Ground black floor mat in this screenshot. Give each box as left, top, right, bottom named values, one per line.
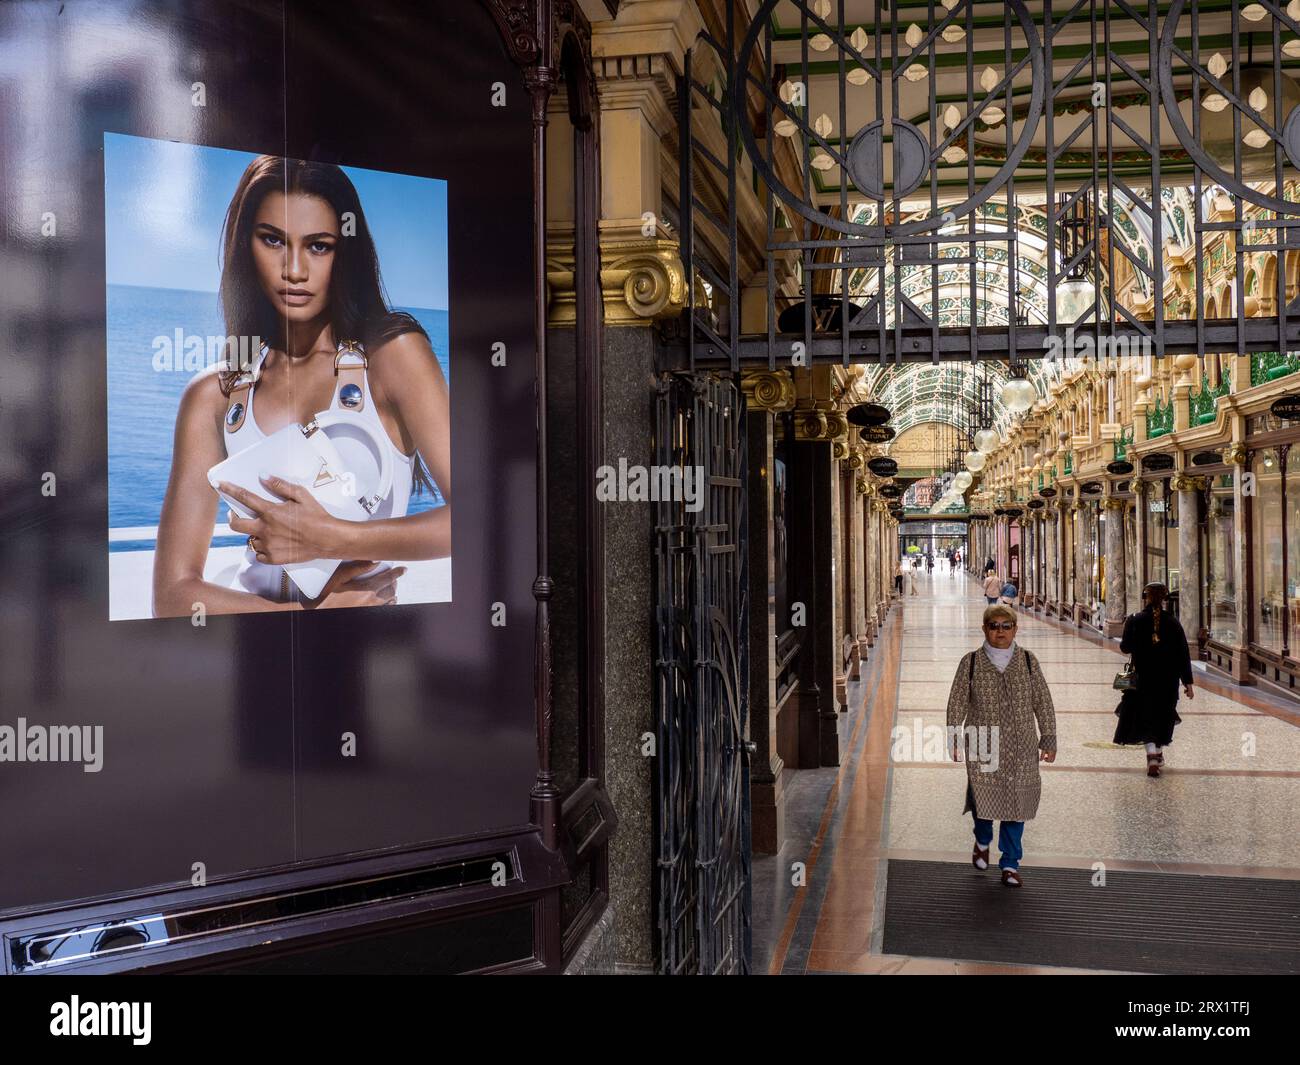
left=882, top=859, right=1300, bottom=974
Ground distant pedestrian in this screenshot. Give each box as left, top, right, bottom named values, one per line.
left=1000, top=578, right=1018, bottom=605
left=947, top=605, right=1057, bottom=887
left=895, top=559, right=905, bottom=595
left=926, top=553, right=934, bottom=573
left=1114, top=582, right=1194, bottom=778
left=982, top=570, right=1001, bottom=604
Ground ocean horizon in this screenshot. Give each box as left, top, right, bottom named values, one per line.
left=106, top=283, right=450, bottom=542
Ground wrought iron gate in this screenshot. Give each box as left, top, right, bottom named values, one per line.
left=652, top=372, right=750, bottom=975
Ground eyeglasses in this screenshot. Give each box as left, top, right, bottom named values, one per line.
left=985, top=622, right=1017, bottom=632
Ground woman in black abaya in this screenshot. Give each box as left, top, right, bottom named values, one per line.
left=1114, top=582, right=1194, bottom=777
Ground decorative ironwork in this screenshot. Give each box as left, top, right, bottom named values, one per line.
left=1114, top=425, right=1134, bottom=461
left=1192, top=368, right=1231, bottom=425
left=1250, top=349, right=1300, bottom=386
left=667, top=0, right=1300, bottom=368
left=653, top=373, right=750, bottom=975
left=1147, top=393, right=1174, bottom=438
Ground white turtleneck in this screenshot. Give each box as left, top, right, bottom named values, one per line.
left=983, top=640, right=1017, bottom=672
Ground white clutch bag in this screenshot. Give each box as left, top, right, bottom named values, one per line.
left=207, top=418, right=390, bottom=599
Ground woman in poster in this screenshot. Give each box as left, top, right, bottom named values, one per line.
left=152, top=156, right=451, bottom=616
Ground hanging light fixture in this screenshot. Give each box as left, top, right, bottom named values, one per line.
left=1000, top=358, right=1038, bottom=413
left=1054, top=191, right=1095, bottom=323
left=974, top=428, right=1001, bottom=453
left=965, top=449, right=987, bottom=471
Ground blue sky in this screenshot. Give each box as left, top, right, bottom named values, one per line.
left=104, top=132, right=448, bottom=310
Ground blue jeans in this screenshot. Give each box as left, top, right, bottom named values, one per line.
left=985, top=596, right=998, bottom=604
left=973, top=815, right=1024, bottom=871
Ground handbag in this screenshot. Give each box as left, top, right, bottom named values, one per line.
left=1113, top=658, right=1138, bottom=692
left=207, top=416, right=391, bottom=599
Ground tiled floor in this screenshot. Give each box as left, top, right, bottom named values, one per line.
left=752, top=569, right=1300, bottom=975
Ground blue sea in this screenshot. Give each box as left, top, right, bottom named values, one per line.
left=107, top=284, right=449, bottom=546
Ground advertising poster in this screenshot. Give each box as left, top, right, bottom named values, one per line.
left=105, top=134, right=452, bottom=619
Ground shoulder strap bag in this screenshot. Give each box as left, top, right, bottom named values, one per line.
left=1113, top=657, right=1138, bottom=691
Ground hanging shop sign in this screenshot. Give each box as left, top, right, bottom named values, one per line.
left=1028, top=499, right=1045, bottom=510
left=1004, top=508, right=1024, bottom=518
left=1270, top=394, right=1300, bottom=420
left=1116, top=481, right=1131, bottom=493
left=879, top=484, right=903, bottom=499
left=860, top=425, right=896, bottom=443
left=867, top=457, right=899, bottom=477
left=1081, top=482, right=1103, bottom=494
left=1105, top=460, right=1134, bottom=476
left=1039, top=485, right=1058, bottom=498
left=846, top=402, right=892, bottom=427
left=992, top=508, right=1006, bottom=516
left=1142, top=453, right=1175, bottom=472
left=1191, top=450, right=1222, bottom=467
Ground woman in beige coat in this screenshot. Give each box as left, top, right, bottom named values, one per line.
left=946, top=604, right=1057, bottom=887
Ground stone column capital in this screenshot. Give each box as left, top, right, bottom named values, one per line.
left=741, top=370, right=797, bottom=414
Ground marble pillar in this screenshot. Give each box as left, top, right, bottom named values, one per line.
left=816, top=447, right=843, bottom=765
left=1103, top=498, right=1127, bottom=636
left=1055, top=501, right=1070, bottom=614
left=831, top=464, right=847, bottom=707
left=842, top=468, right=863, bottom=681
left=1177, top=477, right=1204, bottom=651
left=1228, top=445, right=1252, bottom=680
left=1134, top=480, right=1148, bottom=592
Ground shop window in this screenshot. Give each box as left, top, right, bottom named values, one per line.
left=1207, top=478, right=1237, bottom=644
left=1252, top=449, right=1286, bottom=653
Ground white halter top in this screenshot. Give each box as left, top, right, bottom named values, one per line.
left=219, top=343, right=413, bottom=601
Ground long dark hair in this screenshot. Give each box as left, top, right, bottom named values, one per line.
left=218, top=155, right=435, bottom=495
left=1143, top=582, right=1168, bottom=644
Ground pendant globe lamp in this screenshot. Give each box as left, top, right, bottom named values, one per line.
left=1000, top=376, right=1038, bottom=413
left=965, top=449, right=987, bottom=472
left=974, top=428, right=1000, bottom=454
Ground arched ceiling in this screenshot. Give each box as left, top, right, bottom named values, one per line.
left=867, top=359, right=1056, bottom=435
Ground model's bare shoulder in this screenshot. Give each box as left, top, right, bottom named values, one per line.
left=368, top=329, right=441, bottom=383
left=176, top=365, right=230, bottom=426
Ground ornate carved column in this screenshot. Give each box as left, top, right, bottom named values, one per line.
left=1134, top=478, right=1149, bottom=592
left=878, top=499, right=889, bottom=624
left=1222, top=443, right=1252, bottom=680
left=1173, top=473, right=1206, bottom=651
left=549, top=0, right=703, bottom=327
left=842, top=451, right=864, bottom=681
left=1103, top=496, right=1127, bottom=636
left=863, top=487, right=876, bottom=641
left=852, top=472, right=869, bottom=656
left=741, top=370, right=795, bottom=854
left=1054, top=498, right=1070, bottom=616
left=1073, top=497, right=1088, bottom=624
